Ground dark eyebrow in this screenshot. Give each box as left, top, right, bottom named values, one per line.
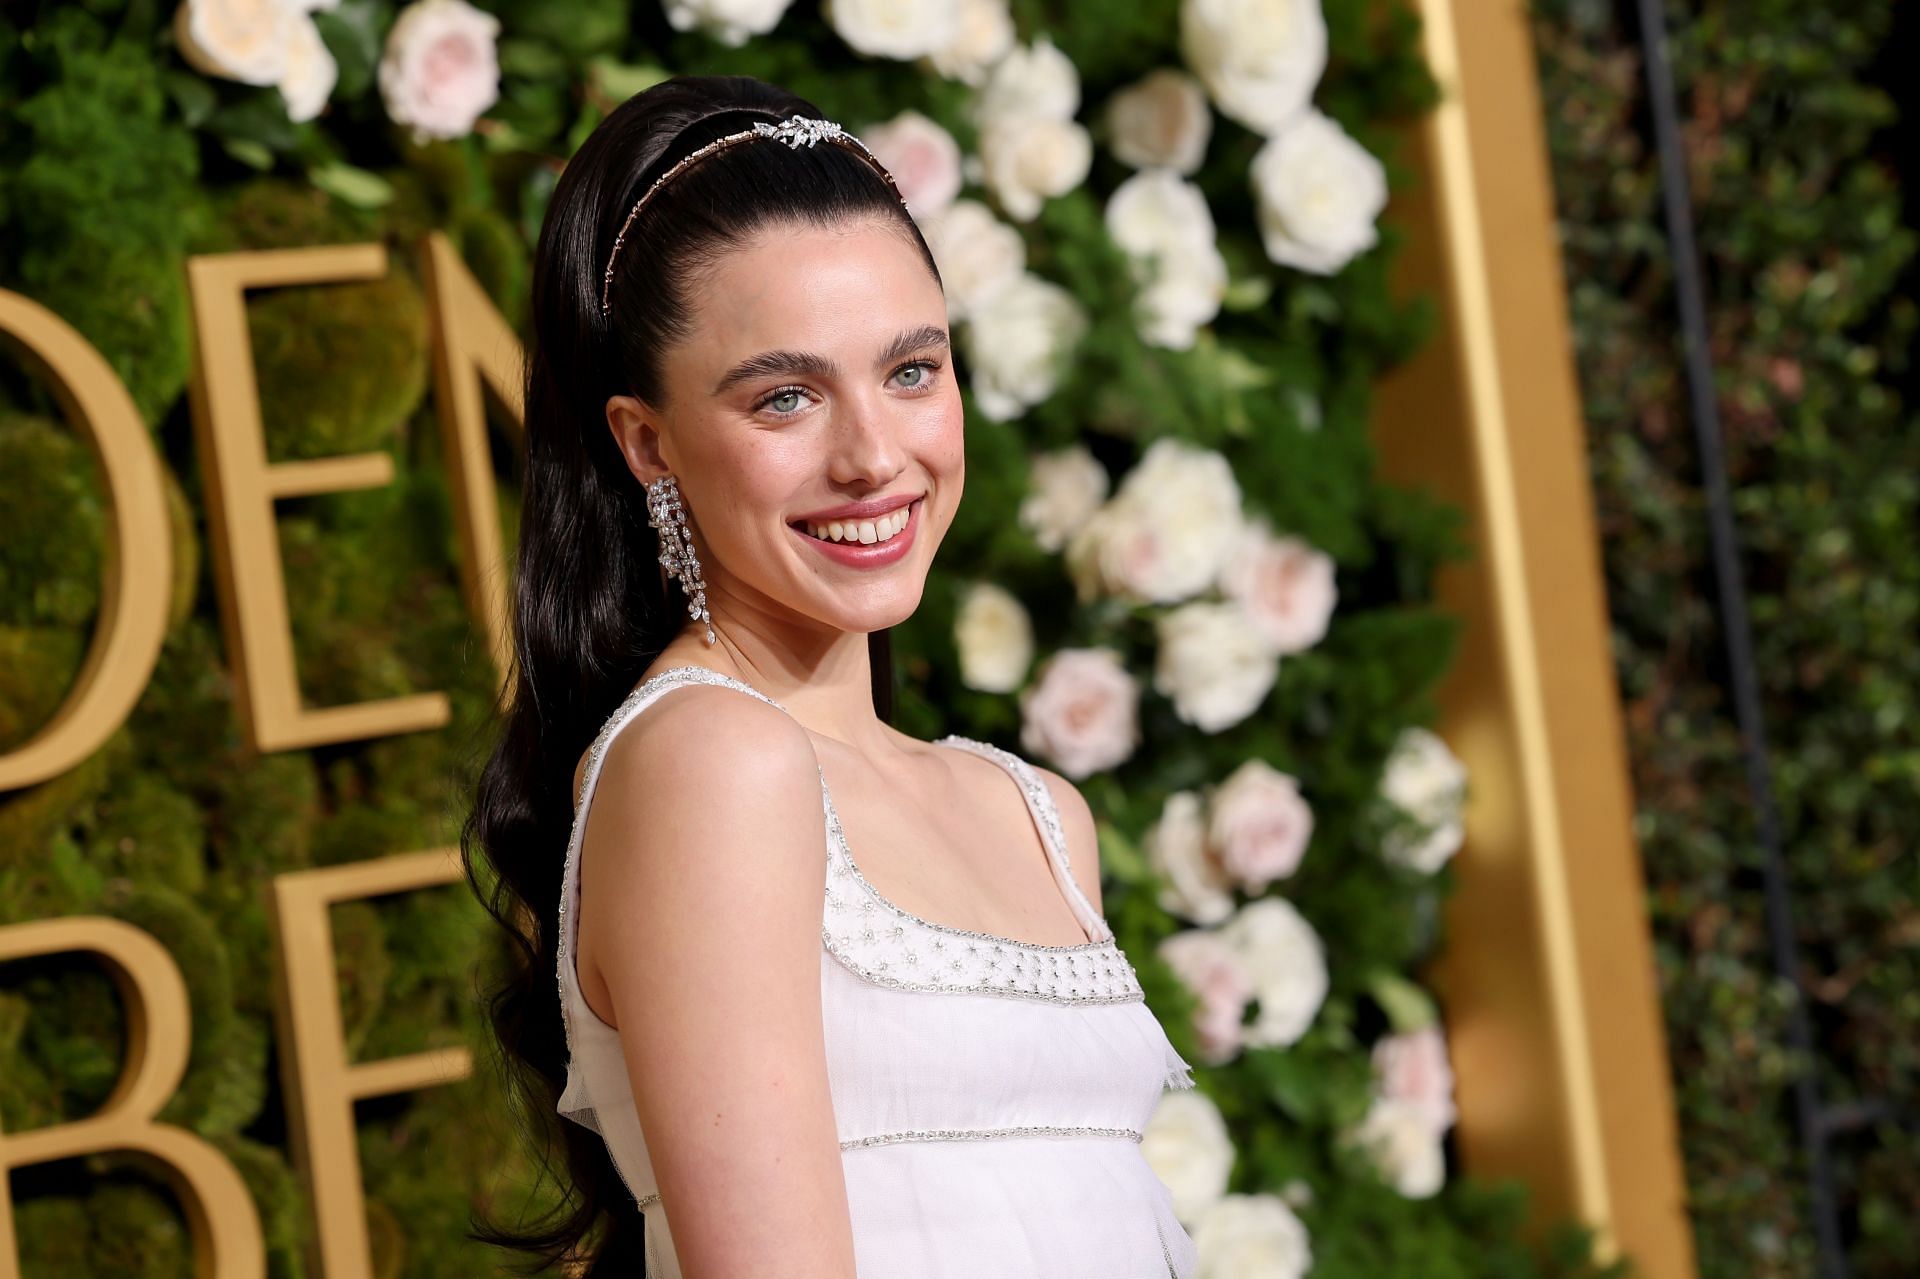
left=711, top=324, right=951, bottom=396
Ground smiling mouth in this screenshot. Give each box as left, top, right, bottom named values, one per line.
left=790, top=498, right=919, bottom=546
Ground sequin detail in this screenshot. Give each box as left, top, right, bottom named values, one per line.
left=820, top=782, right=1144, bottom=1005
left=840, top=1123, right=1143, bottom=1150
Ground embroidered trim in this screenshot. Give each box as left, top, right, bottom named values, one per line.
left=840, top=1123, right=1143, bottom=1149
left=820, top=785, right=1144, bottom=1004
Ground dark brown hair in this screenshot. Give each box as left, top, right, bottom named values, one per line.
left=460, top=73, right=938, bottom=1273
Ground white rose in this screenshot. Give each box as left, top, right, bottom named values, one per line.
left=1158, top=927, right=1253, bottom=1062
left=921, top=199, right=1026, bottom=323
left=1065, top=438, right=1244, bottom=605
left=1018, top=444, right=1109, bottom=554
left=961, top=271, right=1087, bottom=420
left=861, top=110, right=963, bottom=220
left=1193, top=1193, right=1313, bottom=1279
left=1146, top=791, right=1234, bottom=926
left=661, top=0, right=794, bottom=46
left=378, top=0, right=501, bottom=144
left=824, top=0, right=957, bottom=60
left=278, top=11, right=338, bottom=124
left=1379, top=726, right=1467, bottom=873
left=1131, top=237, right=1229, bottom=349
left=1373, top=1025, right=1458, bottom=1133
left=1105, top=68, right=1213, bottom=174
left=1154, top=600, right=1281, bottom=733
left=1219, top=895, right=1326, bottom=1049
left=973, top=35, right=1081, bottom=127
left=953, top=581, right=1034, bottom=694
left=1218, top=517, right=1337, bottom=654
left=1017, top=647, right=1140, bottom=779
left=1344, top=1095, right=1447, bottom=1198
left=1251, top=107, right=1387, bottom=274
left=173, top=0, right=294, bottom=87
left=1207, top=758, right=1313, bottom=892
left=1104, top=169, right=1227, bottom=348
left=979, top=114, right=1093, bottom=222
left=1179, top=0, right=1327, bottom=137
left=1140, top=1088, right=1235, bottom=1228
left=923, top=0, right=1015, bottom=86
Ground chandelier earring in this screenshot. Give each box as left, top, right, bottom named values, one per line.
left=645, top=474, right=715, bottom=645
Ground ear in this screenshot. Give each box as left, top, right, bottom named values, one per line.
left=605, top=393, right=670, bottom=484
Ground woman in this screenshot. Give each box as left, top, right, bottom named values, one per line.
left=464, top=74, right=1199, bottom=1278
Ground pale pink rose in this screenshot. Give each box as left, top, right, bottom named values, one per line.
left=1146, top=791, right=1233, bottom=926
left=173, top=0, right=294, bottom=87
left=1158, top=928, right=1254, bottom=1064
left=861, top=110, right=964, bottom=220
left=1018, top=647, right=1140, bottom=779
left=1371, top=1026, right=1457, bottom=1133
left=1207, top=758, right=1313, bottom=892
left=1104, top=67, right=1213, bottom=174
left=1218, top=517, right=1337, bottom=654
left=378, top=0, right=501, bottom=144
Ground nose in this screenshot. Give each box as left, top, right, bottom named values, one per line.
left=827, top=392, right=909, bottom=490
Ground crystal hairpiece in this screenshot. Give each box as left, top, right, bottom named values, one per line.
left=600, top=114, right=910, bottom=318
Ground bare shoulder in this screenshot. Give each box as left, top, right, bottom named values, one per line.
left=573, top=684, right=855, bottom=1272
left=1029, top=762, right=1104, bottom=916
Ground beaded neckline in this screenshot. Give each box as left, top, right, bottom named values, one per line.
left=618, top=664, right=1117, bottom=956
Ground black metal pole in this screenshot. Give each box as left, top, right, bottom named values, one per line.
left=1627, top=1, right=1849, bottom=1275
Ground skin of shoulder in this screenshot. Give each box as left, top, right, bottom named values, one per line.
left=574, top=683, right=857, bottom=1275
left=1029, top=763, right=1106, bottom=918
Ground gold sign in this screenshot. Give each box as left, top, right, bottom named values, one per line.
left=0, top=233, right=519, bottom=1278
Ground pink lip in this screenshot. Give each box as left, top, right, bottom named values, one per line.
left=790, top=497, right=921, bottom=568
left=790, top=491, right=924, bottom=524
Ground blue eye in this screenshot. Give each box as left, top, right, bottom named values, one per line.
left=752, top=359, right=943, bottom=419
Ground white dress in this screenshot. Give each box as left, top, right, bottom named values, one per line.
left=556, top=664, right=1201, bottom=1277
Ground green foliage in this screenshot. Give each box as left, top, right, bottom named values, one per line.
left=0, top=8, right=207, bottom=425
left=1531, top=0, right=1919, bottom=1274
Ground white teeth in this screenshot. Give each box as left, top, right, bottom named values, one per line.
left=805, top=504, right=910, bottom=545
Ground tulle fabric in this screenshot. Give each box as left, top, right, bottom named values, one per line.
left=555, top=667, right=1199, bottom=1276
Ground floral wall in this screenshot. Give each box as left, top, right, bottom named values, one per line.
left=0, top=0, right=1618, bottom=1274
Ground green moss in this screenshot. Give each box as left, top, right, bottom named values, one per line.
left=82, top=771, right=206, bottom=895
left=0, top=413, right=107, bottom=629
left=329, top=899, right=391, bottom=1059
left=198, top=177, right=381, bottom=255
left=249, top=271, right=429, bottom=463
left=0, top=625, right=87, bottom=755
left=212, top=1134, right=309, bottom=1279
left=3, top=9, right=204, bottom=424
left=82, top=1179, right=194, bottom=1278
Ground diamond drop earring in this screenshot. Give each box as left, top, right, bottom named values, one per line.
left=645, top=474, right=715, bottom=645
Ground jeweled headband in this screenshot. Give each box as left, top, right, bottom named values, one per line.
left=600, top=113, right=910, bottom=319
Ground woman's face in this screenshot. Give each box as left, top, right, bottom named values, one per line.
left=606, top=215, right=964, bottom=643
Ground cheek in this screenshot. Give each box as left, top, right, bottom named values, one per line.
left=917, top=395, right=967, bottom=478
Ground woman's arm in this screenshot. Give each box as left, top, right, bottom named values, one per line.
left=577, top=685, right=855, bottom=1277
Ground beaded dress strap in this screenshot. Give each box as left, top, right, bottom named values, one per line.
left=933, top=734, right=1114, bottom=944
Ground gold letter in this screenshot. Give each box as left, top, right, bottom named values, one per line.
left=184, top=246, right=449, bottom=753
left=267, top=850, right=472, bottom=1279
left=0, top=917, right=264, bottom=1278
left=0, top=290, right=171, bottom=791
left=419, top=231, right=525, bottom=684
